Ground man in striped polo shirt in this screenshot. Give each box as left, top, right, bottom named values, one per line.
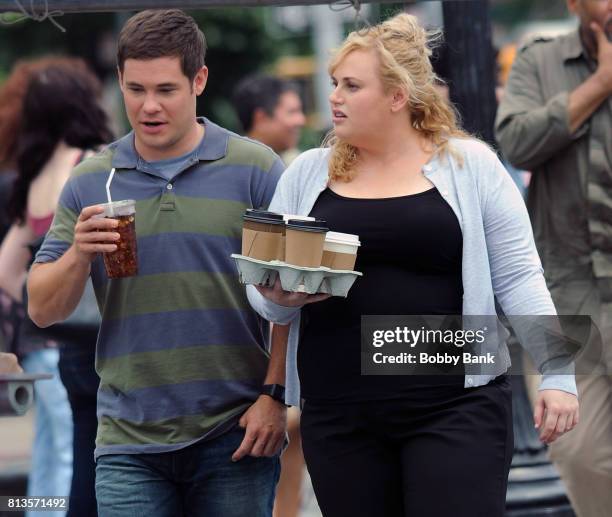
left=27, top=10, right=287, bottom=517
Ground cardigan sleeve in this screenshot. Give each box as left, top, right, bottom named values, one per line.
left=246, top=150, right=316, bottom=324
left=477, top=145, right=577, bottom=395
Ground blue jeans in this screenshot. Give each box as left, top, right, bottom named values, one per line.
left=95, top=427, right=281, bottom=517
left=22, top=348, right=73, bottom=517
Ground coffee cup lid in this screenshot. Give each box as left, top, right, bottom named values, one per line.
left=286, top=219, right=329, bottom=233
left=282, top=214, right=316, bottom=223
left=95, top=199, right=136, bottom=217
left=325, top=231, right=360, bottom=246
left=243, top=209, right=284, bottom=225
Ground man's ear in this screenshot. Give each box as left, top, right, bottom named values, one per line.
left=252, top=107, right=270, bottom=127
left=117, top=66, right=124, bottom=92
left=193, top=66, right=208, bottom=96
left=390, top=87, right=409, bottom=113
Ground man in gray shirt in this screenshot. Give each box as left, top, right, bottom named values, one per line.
left=496, top=1, right=612, bottom=515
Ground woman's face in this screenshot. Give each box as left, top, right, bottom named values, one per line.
left=329, top=49, right=398, bottom=147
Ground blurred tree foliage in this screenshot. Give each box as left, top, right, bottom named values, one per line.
left=192, top=8, right=281, bottom=130
left=0, top=1, right=573, bottom=134
left=491, top=0, right=569, bottom=26
left=0, top=13, right=116, bottom=77
left=0, top=7, right=281, bottom=131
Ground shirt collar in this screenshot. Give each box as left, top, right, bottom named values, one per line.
left=111, top=117, right=228, bottom=169
left=562, top=29, right=588, bottom=62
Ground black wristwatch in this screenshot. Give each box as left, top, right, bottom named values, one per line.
left=260, top=384, right=288, bottom=406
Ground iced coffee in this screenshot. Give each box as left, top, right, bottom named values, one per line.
left=96, top=200, right=138, bottom=278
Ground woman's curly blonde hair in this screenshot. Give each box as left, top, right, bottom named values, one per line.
left=323, top=13, right=468, bottom=182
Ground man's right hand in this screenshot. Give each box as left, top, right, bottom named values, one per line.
left=255, top=277, right=330, bottom=307
left=593, top=22, right=612, bottom=95
left=72, top=205, right=120, bottom=264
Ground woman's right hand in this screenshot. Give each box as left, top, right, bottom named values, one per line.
left=255, top=277, right=331, bottom=307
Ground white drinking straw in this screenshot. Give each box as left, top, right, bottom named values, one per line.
left=105, top=168, right=115, bottom=216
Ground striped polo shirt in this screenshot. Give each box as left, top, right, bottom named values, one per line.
left=35, top=118, right=285, bottom=458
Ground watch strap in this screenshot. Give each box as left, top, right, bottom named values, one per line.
left=260, top=383, right=287, bottom=405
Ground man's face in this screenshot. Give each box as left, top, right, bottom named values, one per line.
left=256, top=91, right=305, bottom=153
left=119, top=56, right=207, bottom=161
left=569, top=0, right=612, bottom=40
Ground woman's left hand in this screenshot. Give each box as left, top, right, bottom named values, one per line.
left=534, top=390, right=579, bottom=444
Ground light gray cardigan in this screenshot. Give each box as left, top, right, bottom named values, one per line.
left=247, top=138, right=577, bottom=406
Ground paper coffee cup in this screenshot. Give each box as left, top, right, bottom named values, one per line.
left=280, top=215, right=315, bottom=261
left=285, top=219, right=328, bottom=268
left=321, top=231, right=360, bottom=270
left=242, top=209, right=285, bottom=261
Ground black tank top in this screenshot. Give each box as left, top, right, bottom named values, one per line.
left=299, top=187, right=464, bottom=402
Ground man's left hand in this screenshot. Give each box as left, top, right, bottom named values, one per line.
left=231, top=395, right=287, bottom=461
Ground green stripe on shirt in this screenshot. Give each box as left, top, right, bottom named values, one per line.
left=97, top=344, right=269, bottom=392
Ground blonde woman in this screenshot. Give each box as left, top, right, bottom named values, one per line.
left=248, top=13, right=579, bottom=517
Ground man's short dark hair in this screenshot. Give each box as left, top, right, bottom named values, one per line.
left=117, top=9, right=206, bottom=83
left=232, top=75, right=299, bottom=133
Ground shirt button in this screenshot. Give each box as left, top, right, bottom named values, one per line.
left=467, top=378, right=474, bottom=386
left=166, top=184, right=173, bottom=190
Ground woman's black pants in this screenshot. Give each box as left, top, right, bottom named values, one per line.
left=300, top=376, right=513, bottom=517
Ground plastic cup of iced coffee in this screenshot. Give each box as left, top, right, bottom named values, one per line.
left=95, top=200, right=138, bottom=278
left=285, top=219, right=328, bottom=268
